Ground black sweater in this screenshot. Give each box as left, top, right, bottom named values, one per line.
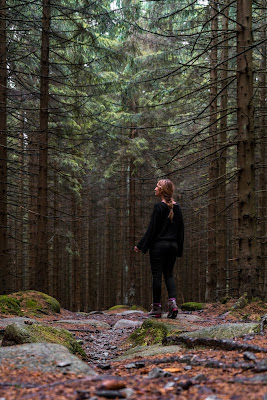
left=137, top=201, right=184, bottom=257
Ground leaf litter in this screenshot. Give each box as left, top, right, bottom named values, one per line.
left=0, top=301, right=266, bottom=399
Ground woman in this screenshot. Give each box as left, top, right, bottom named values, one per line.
left=134, top=179, right=184, bottom=319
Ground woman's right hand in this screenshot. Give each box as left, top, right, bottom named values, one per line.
left=134, top=246, right=140, bottom=253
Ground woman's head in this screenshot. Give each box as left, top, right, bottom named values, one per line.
left=155, top=179, right=175, bottom=199
left=155, top=179, right=175, bottom=221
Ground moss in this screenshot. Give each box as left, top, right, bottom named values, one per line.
left=41, top=293, right=60, bottom=313
left=0, top=291, right=61, bottom=317
left=109, top=305, right=130, bottom=310
left=3, top=323, right=85, bottom=358
left=181, top=302, right=203, bottom=311
left=129, top=318, right=168, bottom=346
left=130, top=305, right=147, bottom=312
left=26, top=299, right=38, bottom=309
left=30, top=325, right=85, bottom=357
left=0, top=295, right=22, bottom=316
left=230, top=293, right=248, bottom=311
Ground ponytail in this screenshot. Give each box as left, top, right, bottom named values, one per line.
left=157, top=179, right=175, bottom=221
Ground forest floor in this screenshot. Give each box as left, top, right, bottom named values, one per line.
left=0, top=300, right=266, bottom=400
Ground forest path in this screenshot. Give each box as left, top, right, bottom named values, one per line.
left=0, top=302, right=266, bottom=399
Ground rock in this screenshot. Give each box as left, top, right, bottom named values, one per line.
left=1, top=322, right=85, bottom=356
left=193, top=373, right=207, bottom=382
left=128, top=318, right=169, bottom=346
left=147, top=367, right=172, bottom=378
left=56, top=319, right=110, bottom=329
left=204, top=396, right=223, bottom=400
left=0, top=317, right=36, bottom=327
left=113, top=320, right=142, bottom=329
left=120, top=388, right=136, bottom=398
left=0, top=343, right=96, bottom=374
left=116, top=310, right=145, bottom=315
left=0, top=291, right=60, bottom=317
left=243, top=351, right=257, bottom=361
left=115, top=344, right=182, bottom=360
left=181, top=302, right=204, bottom=311
left=97, top=363, right=111, bottom=370
left=94, top=390, right=124, bottom=398
left=180, top=322, right=260, bottom=340
left=125, top=361, right=145, bottom=369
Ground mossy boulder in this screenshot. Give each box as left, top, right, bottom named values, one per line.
left=129, top=318, right=169, bottom=346
left=0, top=296, right=22, bottom=316
left=180, top=322, right=260, bottom=340
left=181, top=302, right=204, bottom=311
left=108, top=305, right=130, bottom=311
left=0, top=291, right=60, bottom=317
left=130, top=305, right=147, bottom=312
left=1, top=322, right=85, bottom=357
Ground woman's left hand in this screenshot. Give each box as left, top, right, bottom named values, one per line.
left=134, top=246, right=140, bottom=253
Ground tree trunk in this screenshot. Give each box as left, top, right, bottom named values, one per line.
left=0, top=0, right=8, bottom=294
left=206, top=0, right=218, bottom=302
left=236, top=0, right=258, bottom=298
left=258, top=0, right=267, bottom=300
left=216, top=0, right=229, bottom=299
left=36, top=0, right=51, bottom=293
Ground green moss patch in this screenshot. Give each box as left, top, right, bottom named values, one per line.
left=108, top=305, right=130, bottom=311
left=130, top=305, right=147, bottom=312
left=129, top=318, right=168, bottom=346
left=2, top=322, right=85, bottom=358
left=0, top=291, right=61, bottom=317
left=0, top=296, right=22, bottom=316
left=181, top=302, right=204, bottom=311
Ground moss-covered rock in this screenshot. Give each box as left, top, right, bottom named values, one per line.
left=0, top=295, right=23, bottom=316
left=0, top=291, right=61, bottom=317
left=130, top=305, right=147, bottom=312
left=230, top=293, right=248, bottom=311
left=181, top=302, right=204, bottom=311
left=180, top=322, right=260, bottom=340
left=1, top=322, right=85, bottom=357
left=108, top=305, right=130, bottom=311
left=129, top=318, right=169, bottom=346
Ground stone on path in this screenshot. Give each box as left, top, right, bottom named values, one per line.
left=113, top=320, right=143, bottom=330
left=180, top=322, right=260, bottom=340
left=115, top=344, right=182, bottom=361
left=0, top=343, right=97, bottom=374
left=56, top=319, right=110, bottom=329
left=0, top=317, right=36, bottom=328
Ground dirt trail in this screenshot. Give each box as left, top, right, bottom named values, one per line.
left=0, top=303, right=266, bottom=399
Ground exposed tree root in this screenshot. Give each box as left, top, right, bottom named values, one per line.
left=162, top=335, right=267, bottom=353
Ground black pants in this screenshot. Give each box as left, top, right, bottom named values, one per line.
left=149, top=240, right=178, bottom=304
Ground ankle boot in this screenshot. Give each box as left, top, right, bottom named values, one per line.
left=148, top=303, right=162, bottom=318
left=167, top=299, right=178, bottom=319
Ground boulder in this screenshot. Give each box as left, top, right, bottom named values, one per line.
left=0, top=343, right=96, bottom=374
left=113, top=320, right=143, bottom=329
left=180, top=322, right=260, bottom=340
left=115, top=344, right=182, bottom=361
left=1, top=322, right=85, bottom=357
left=0, top=290, right=60, bottom=317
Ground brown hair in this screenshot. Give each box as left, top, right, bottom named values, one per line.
left=157, top=179, right=175, bottom=221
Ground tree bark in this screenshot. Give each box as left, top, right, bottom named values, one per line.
left=236, top=0, right=258, bottom=298
left=216, top=0, right=229, bottom=299
left=206, top=0, right=218, bottom=302
left=36, top=0, right=51, bottom=293
left=258, top=0, right=267, bottom=300
left=0, top=0, right=8, bottom=294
